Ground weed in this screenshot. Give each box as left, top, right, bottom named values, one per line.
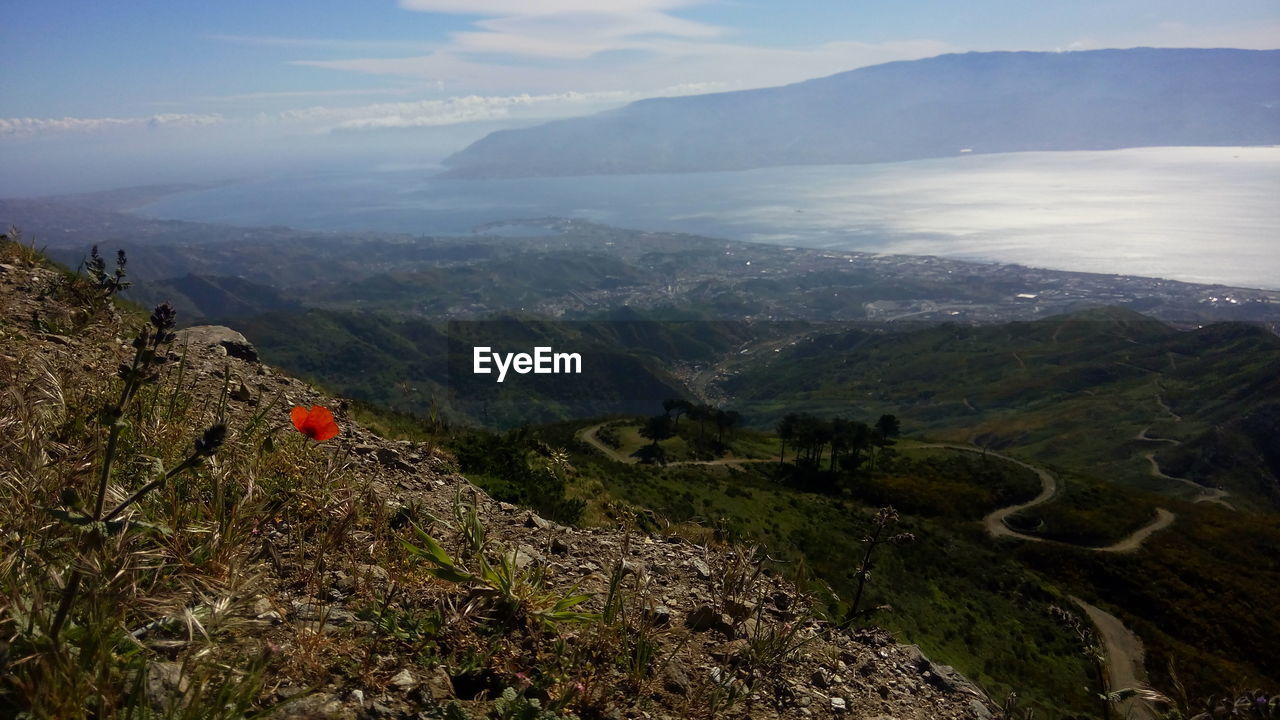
left=403, top=517, right=598, bottom=631
left=840, top=506, right=914, bottom=627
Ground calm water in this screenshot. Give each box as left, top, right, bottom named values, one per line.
left=140, top=147, right=1280, bottom=289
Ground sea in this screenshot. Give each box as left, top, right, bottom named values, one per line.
left=138, top=146, right=1280, bottom=290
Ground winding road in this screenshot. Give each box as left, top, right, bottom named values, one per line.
left=1132, top=428, right=1236, bottom=509
left=912, top=442, right=1171, bottom=719
left=578, top=426, right=1173, bottom=715
left=913, top=443, right=1177, bottom=554
left=577, top=421, right=778, bottom=469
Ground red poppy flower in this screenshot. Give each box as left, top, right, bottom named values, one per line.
left=291, top=405, right=340, bottom=442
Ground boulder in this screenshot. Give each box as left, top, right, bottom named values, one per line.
left=177, top=325, right=258, bottom=362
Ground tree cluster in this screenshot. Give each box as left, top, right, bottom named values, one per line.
left=776, top=412, right=900, bottom=488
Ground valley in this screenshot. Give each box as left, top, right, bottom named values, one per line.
left=2, top=183, right=1277, bottom=717
left=7, top=12, right=1280, bottom=719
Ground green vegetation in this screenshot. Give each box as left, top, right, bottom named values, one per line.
left=725, top=309, right=1280, bottom=509
left=851, top=445, right=1041, bottom=519
left=527, top=419, right=1097, bottom=716
left=233, top=311, right=713, bottom=429
left=5, top=248, right=856, bottom=719
left=1005, top=468, right=1164, bottom=547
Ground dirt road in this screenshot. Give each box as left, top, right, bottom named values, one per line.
left=1072, top=597, right=1157, bottom=720
left=1142, top=452, right=1235, bottom=509
left=912, top=443, right=1176, bottom=552
left=914, top=442, right=1170, bottom=716
left=576, top=422, right=777, bottom=469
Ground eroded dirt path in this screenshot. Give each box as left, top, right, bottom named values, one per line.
left=578, top=422, right=636, bottom=464
left=1132, top=421, right=1235, bottom=509
left=1143, top=452, right=1235, bottom=509
left=577, top=422, right=778, bottom=469
left=1072, top=597, right=1157, bottom=720
left=913, top=442, right=1171, bottom=715
left=1096, top=509, right=1177, bottom=553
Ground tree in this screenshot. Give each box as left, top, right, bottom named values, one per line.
left=830, top=417, right=852, bottom=472
left=723, top=410, right=741, bottom=442
left=777, top=413, right=799, bottom=466
left=874, top=414, right=900, bottom=441
left=869, top=415, right=900, bottom=472
left=663, top=398, right=691, bottom=428
left=639, top=414, right=674, bottom=448
left=690, top=403, right=714, bottom=439
left=841, top=421, right=871, bottom=474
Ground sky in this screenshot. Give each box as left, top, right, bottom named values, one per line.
left=2, top=0, right=1278, bottom=194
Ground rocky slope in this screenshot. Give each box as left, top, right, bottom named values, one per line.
left=0, top=253, right=994, bottom=718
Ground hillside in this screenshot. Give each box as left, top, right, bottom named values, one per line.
left=723, top=307, right=1280, bottom=508
left=442, top=48, right=1280, bottom=178
left=0, top=243, right=1000, bottom=719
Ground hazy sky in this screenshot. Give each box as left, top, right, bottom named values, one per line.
left=3, top=0, right=1278, bottom=193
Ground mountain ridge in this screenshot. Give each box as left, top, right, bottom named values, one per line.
left=442, top=48, right=1280, bottom=178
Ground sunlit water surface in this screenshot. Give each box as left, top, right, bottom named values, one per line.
left=140, top=147, right=1280, bottom=289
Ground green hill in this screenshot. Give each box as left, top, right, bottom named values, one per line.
left=724, top=307, right=1280, bottom=508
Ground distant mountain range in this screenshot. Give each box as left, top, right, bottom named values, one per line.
left=442, top=48, right=1280, bottom=178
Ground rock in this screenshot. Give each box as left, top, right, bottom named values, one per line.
left=177, top=326, right=258, bottom=362
left=230, top=381, right=254, bottom=403
left=685, top=605, right=730, bottom=634
left=710, top=639, right=749, bottom=662
left=549, top=537, right=571, bottom=555
left=275, top=693, right=353, bottom=719
left=646, top=604, right=674, bottom=628
left=390, top=668, right=418, bottom=691
left=830, top=697, right=847, bottom=714
left=811, top=668, right=830, bottom=688
left=724, top=599, right=754, bottom=622
left=374, top=447, right=415, bottom=472
left=971, top=698, right=995, bottom=719
left=424, top=666, right=454, bottom=700
left=331, top=570, right=355, bottom=593
left=525, top=513, right=552, bottom=530
left=147, top=661, right=189, bottom=704
left=662, top=661, right=691, bottom=696
left=512, top=545, right=543, bottom=569
left=356, top=563, right=391, bottom=583
left=349, top=689, right=365, bottom=706
left=41, top=333, right=72, bottom=346
left=691, top=558, right=711, bottom=579
left=293, top=601, right=354, bottom=625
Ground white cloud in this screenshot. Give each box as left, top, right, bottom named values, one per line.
left=0, top=113, right=225, bottom=138
left=1, top=85, right=728, bottom=140
left=296, top=38, right=957, bottom=95
left=279, top=84, right=726, bottom=131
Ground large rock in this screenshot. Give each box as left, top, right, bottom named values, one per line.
left=177, top=325, right=258, bottom=362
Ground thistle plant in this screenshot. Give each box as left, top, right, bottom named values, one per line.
left=841, top=506, right=914, bottom=627
left=84, top=245, right=131, bottom=297
left=48, top=303, right=226, bottom=642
